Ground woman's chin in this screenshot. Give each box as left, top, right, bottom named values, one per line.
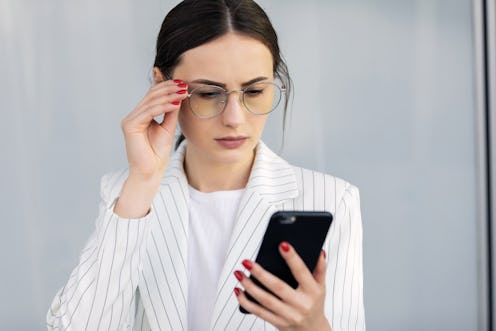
left=211, top=144, right=256, bottom=165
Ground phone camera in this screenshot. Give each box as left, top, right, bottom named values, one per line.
left=280, top=216, right=296, bottom=224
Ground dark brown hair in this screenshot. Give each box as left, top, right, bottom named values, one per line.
left=153, top=0, right=292, bottom=149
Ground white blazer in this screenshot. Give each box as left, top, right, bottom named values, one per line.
left=47, top=141, right=365, bottom=331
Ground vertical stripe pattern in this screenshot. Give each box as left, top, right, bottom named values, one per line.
left=47, top=171, right=151, bottom=331
left=47, top=141, right=365, bottom=331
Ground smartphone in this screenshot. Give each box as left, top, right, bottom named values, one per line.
left=239, top=211, right=333, bottom=314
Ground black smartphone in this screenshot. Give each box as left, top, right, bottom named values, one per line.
left=239, top=211, right=333, bottom=314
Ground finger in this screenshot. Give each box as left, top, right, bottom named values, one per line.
left=279, top=242, right=316, bottom=289
left=132, top=80, right=187, bottom=114
left=312, top=250, right=327, bottom=285
left=235, top=269, right=293, bottom=314
left=241, top=260, right=295, bottom=304
left=147, top=121, right=176, bottom=157
left=124, top=103, right=180, bottom=133
left=138, top=81, right=177, bottom=109
left=145, top=94, right=186, bottom=109
left=136, top=84, right=188, bottom=110
left=148, top=81, right=188, bottom=99
left=235, top=268, right=307, bottom=325
left=139, top=102, right=181, bottom=122
left=159, top=107, right=180, bottom=134
left=149, top=79, right=183, bottom=91
left=128, top=89, right=185, bottom=124
left=234, top=288, right=288, bottom=329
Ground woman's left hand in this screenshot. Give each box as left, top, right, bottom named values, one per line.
left=234, top=242, right=332, bottom=331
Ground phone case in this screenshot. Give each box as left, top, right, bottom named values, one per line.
left=239, top=211, right=333, bottom=314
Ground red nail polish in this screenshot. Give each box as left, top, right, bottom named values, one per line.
left=173, top=79, right=183, bottom=84
left=280, top=241, right=290, bottom=252
left=172, top=100, right=181, bottom=105
left=242, top=259, right=253, bottom=270
left=177, top=83, right=188, bottom=88
left=234, top=270, right=243, bottom=281
left=177, top=89, right=187, bottom=94
left=234, top=288, right=241, bottom=297
left=322, top=249, right=327, bottom=259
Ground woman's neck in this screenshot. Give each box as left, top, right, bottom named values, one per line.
left=183, top=147, right=255, bottom=193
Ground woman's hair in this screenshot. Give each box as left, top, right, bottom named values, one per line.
left=154, top=0, right=292, bottom=148
left=153, top=0, right=292, bottom=149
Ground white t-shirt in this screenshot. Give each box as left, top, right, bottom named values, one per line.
left=187, top=185, right=244, bottom=330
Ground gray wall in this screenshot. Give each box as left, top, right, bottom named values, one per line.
left=0, top=0, right=483, bottom=330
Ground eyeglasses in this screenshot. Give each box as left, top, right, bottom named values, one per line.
left=186, top=81, right=286, bottom=119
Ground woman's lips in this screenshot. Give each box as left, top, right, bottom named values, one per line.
left=215, top=136, right=248, bottom=149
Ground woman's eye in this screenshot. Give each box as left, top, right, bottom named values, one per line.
left=197, top=91, right=222, bottom=99
left=245, top=89, right=264, bottom=97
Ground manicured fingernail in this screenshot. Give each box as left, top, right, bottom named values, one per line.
left=234, top=288, right=241, bottom=297
left=280, top=241, right=290, bottom=252
left=234, top=270, right=243, bottom=281
left=177, top=89, right=187, bottom=94
left=173, top=79, right=183, bottom=83
left=172, top=100, right=181, bottom=105
left=242, top=259, right=253, bottom=270
left=322, top=249, right=327, bottom=259
left=177, top=83, right=188, bottom=88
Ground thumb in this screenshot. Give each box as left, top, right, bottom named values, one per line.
left=313, top=250, right=327, bottom=285
left=160, top=108, right=180, bottom=135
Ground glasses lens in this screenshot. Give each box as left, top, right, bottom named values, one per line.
left=243, top=82, right=283, bottom=115
left=189, top=85, right=226, bottom=118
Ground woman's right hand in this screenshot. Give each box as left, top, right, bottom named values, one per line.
left=114, top=79, right=188, bottom=218
left=120, top=79, right=188, bottom=181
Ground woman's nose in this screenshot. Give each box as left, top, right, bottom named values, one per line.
left=221, top=92, right=245, bottom=127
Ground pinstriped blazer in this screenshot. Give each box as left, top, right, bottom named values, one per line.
left=47, top=141, right=365, bottom=331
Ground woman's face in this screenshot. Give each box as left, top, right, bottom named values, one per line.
left=172, top=33, right=274, bottom=166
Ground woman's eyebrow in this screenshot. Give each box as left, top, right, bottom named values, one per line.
left=190, top=76, right=269, bottom=88
left=190, top=79, right=226, bottom=88
left=241, top=76, right=269, bottom=87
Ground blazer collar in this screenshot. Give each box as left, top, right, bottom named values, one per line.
left=162, top=140, right=298, bottom=203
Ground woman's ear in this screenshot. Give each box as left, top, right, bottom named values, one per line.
left=153, top=67, right=165, bottom=84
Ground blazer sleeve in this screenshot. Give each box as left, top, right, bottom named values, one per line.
left=325, top=184, right=366, bottom=331
left=46, top=171, right=152, bottom=330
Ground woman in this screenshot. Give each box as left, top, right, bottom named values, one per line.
left=47, top=1, right=365, bottom=330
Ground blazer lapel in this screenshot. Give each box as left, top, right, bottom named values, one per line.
left=139, top=144, right=190, bottom=331
left=210, top=142, right=299, bottom=330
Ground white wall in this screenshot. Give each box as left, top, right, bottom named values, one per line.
left=0, top=0, right=480, bottom=330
